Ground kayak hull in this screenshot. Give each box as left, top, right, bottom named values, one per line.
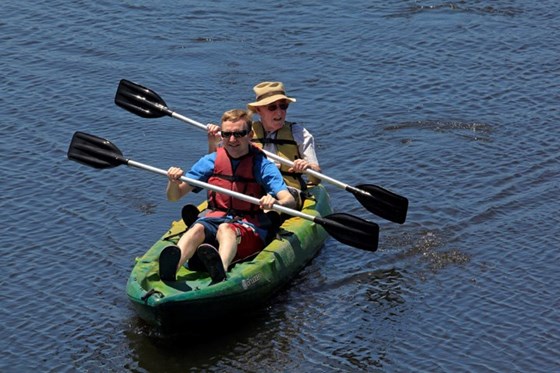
left=126, top=184, right=332, bottom=330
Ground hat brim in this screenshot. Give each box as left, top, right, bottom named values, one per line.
left=247, top=94, right=296, bottom=111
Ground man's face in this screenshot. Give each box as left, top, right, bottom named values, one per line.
left=221, top=119, right=252, bottom=158
left=256, top=99, right=289, bottom=131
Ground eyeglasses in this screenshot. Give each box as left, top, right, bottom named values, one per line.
left=221, top=130, right=249, bottom=139
left=267, top=102, right=289, bottom=112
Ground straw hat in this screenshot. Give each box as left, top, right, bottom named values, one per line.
left=247, top=81, right=296, bottom=111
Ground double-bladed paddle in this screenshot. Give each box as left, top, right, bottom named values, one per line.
left=67, top=131, right=379, bottom=251
left=114, top=79, right=409, bottom=224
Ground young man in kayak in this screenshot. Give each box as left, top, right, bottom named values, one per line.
left=160, top=109, right=295, bottom=284
left=208, top=81, right=321, bottom=209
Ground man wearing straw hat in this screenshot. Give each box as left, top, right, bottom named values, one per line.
left=246, top=81, right=321, bottom=209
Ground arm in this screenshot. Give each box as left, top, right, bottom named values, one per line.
left=258, top=156, right=296, bottom=209
left=166, top=167, right=194, bottom=201
left=299, top=162, right=321, bottom=185
left=259, top=189, right=295, bottom=210
left=292, top=125, right=321, bottom=184
left=276, top=189, right=296, bottom=209
left=207, top=123, right=221, bottom=153
left=166, top=154, right=216, bottom=201
left=292, top=158, right=321, bottom=179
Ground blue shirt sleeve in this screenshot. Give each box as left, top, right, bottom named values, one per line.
left=254, top=155, right=288, bottom=197
left=185, top=153, right=216, bottom=192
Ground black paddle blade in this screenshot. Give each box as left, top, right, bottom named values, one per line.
left=67, top=132, right=127, bottom=169
left=115, top=79, right=172, bottom=119
left=316, top=213, right=379, bottom=251
left=349, top=184, right=409, bottom=224
left=181, top=204, right=200, bottom=227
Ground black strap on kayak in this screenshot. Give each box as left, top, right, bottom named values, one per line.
left=141, top=288, right=164, bottom=302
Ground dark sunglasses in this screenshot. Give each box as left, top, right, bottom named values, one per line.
left=221, top=130, right=249, bottom=139
left=267, top=102, right=289, bottom=111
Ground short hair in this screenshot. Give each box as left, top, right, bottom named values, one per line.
left=221, top=109, right=252, bottom=131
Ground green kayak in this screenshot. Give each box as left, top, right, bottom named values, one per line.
left=126, top=184, right=333, bottom=330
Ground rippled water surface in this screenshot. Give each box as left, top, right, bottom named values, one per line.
left=2, top=1, right=559, bottom=372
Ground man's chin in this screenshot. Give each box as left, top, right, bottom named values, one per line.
left=224, top=145, right=246, bottom=158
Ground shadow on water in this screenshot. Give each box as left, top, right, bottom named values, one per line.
left=124, top=302, right=293, bottom=371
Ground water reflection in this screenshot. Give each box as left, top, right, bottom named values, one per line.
left=124, top=263, right=411, bottom=372
left=125, top=304, right=288, bottom=372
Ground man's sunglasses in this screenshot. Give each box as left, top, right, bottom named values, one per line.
left=267, top=102, right=289, bottom=112
left=221, top=130, right=249, bottom=139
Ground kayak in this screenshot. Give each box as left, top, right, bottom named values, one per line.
left=66, top=131, right=381, bottom=332
left=126, top=184, right=333, bottom=330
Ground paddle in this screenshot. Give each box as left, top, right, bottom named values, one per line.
left=181, top=204, right=200, bottom=227
left=67, top=132, right=379, bottom=251
left=114, top=79, right=409, bottom=224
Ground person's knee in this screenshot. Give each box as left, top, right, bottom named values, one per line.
left=192, top=223, right=207, bottom=236
left=181, top=223, right=205, bottom=243
left=216, top=223, right=235, bottom=239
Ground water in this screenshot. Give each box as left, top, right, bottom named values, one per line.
left=2, top=0, right=559, bottom=371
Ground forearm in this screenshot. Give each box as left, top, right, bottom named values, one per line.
left=306, top=162, right=321, bottom=185
left=166, top=181, right=192, bottom=201
left=207, top=123, right=221, bottom=153
left=276, top=190, right=296, bottom=209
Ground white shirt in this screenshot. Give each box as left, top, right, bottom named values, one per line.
left=263, top=123, right=319, bottom=168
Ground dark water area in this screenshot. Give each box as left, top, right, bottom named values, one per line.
left=2, top=0, right=558, bottom=371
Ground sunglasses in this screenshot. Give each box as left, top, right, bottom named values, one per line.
left=267, top=102, right=289, bottom=111
left=221, top=130, right=249, bottom=139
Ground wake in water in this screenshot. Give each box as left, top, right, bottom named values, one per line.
left=388, top=2, right=522, bottom=18
left=385, top=120, right=493, bottom=143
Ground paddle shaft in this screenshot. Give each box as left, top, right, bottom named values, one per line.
left=119, top=88, right=365, bottom=192
left=127, top=159, right=319, bottom=222
left=68, top=130, right=380, bottom=250
left=171, top=112, right=359, bottom=191
left=114, top=78, right=407, bottom=223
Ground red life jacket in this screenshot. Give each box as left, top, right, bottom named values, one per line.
left=206, top=146, right=267, bottom=225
